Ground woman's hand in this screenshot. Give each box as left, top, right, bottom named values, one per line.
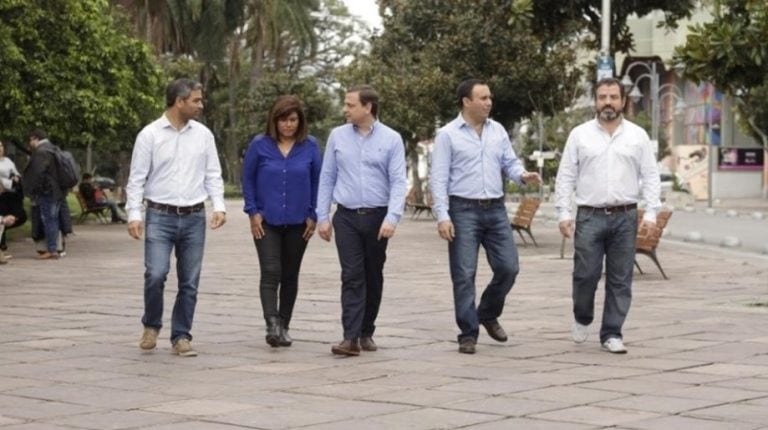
left=250, top=213, right=265, bottom=239
left=302, top=218, right=316, bottom=241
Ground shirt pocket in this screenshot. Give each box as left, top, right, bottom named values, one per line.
left=362, top=145, right=388, bottom=170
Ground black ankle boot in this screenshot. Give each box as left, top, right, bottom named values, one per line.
left=265, top=316, right=281, bottom=347
left=279, top=321, right=292, bottom=347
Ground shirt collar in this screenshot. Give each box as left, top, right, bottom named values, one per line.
left=353, top=119, right=378, bottom=135
left=593, top=116, right=625, bottom=135
left=160, top=113, right=193, bottom=133
left=456, top=113, right=490, bottom=129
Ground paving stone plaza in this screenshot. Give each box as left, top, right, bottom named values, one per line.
left=1, top=200, right=767, bottom=429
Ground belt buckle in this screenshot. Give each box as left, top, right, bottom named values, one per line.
left=355, top=208, right=367, bottom=215
left=478, top=199, right=492, bottom=208
left=603, top=207, right=614, bottom=215
left=176, top=205, right=185, bottom=215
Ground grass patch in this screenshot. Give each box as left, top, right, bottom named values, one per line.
left=747, top=302, right=768, bottom=308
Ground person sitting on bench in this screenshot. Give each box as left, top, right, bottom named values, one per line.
left=78, top=173, right=126, bottom=223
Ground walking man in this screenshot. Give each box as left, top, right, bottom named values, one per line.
left=317, top=84, right=407, bottom=356
left=126, top=78, right=227, bottom=357
left=430, top=78, right=540, bottom=354
left=555, top=77, right=660, bottom=354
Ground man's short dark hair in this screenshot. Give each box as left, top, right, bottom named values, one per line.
left=28, top=128, right=47, bottom=140
left=165, top=78, right=203, bottom=107
left=594, top=78, right=626, bottom=100
left=347, top=84, right=379, bottom=117
left=456, top=78, right=486, bottom=108
left=82, top=173, right=93, bottom=180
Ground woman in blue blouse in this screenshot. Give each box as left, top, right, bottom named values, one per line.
left=242, top=95, right=322, bottom=347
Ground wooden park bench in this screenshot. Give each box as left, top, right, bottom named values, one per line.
left=74, top=191, right=109, bottom=224
left=405, top=186, right=433, bottom=219
left=510, top=197, right=540, bottom=246
left=635, top=209, right=673, bottom=280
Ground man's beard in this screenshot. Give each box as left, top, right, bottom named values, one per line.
left=598, top=107, right=619, bottom=121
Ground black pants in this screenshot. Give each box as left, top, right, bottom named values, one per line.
left=254, top=223, right=308, bottom=327
left=0, top=191, right=27, bottom=249
left=332, top=206, right=388, bottom=340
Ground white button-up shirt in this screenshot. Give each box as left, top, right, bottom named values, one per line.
left=126, top=114, right=226, bottom=222
left=555, top=118, right=661, bottom=223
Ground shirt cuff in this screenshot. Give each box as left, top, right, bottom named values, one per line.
left=557, top=209, right=573, bottom=223
left=384, top=213, right=400, bottom=225
left=642, top=209, right=658, bottom=224
left=210, top=196, right=226, bottom=213
left=127, top=209, right=143, bottom=222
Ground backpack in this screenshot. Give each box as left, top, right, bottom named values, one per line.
left=45, top=146, right=80, bottom=190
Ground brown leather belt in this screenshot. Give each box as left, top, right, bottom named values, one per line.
left=337, top=205, right=386, bottom=215
left=578, top=203, right=637, bottom=215
left=146, top=200, right=205, bottom=215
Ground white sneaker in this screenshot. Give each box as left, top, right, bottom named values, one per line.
left=601, top=338, right=628, bottom=354
left=571, top=322, right=589, bottom=343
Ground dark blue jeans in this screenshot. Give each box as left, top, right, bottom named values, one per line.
left=572, top=207, right=638, bottom=343
left=141, top=208, right=206, bottom=343
left=448, top=197, right=519, bottom=342
left=37, top=194, right=61, bottom=253
left=254, top=223, right=308, bottom=327
left=332, top=206, right=388, bottom=340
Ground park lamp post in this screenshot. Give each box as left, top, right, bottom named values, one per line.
left=621, top=61, right=686, bottom=157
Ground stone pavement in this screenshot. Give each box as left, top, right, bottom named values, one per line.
left=1, top=200, right=767, bottom=429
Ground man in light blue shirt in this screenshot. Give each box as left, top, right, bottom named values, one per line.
left=317, top=84, right=407, bottom=356
left=430, top=78, right=540, bottom=354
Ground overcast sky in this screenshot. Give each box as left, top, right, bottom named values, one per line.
left=342, top=0, right=382, bottom=30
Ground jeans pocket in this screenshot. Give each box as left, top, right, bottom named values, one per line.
left=576, top=208, right=593, bottom=224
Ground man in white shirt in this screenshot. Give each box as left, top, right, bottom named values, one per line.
left=555, top=77, right=661, bottom=354
left=126, top=79, right=227, bottom=357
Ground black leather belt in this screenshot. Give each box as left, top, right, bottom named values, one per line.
left=579, top=203, right=637, bottom=214
left=450, top=196, right=504, bottom=207
left=146, top=200, right=205, bottom=215
left=337, top=205, right=386, bottom=215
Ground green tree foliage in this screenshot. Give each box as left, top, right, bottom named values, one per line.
left=340, top=0, right=584, bottom=185
left=674, top=0, right=768, bottom=150
left=530, top=0, right=695, bottom=55
left=0, top=0, right=163, bottom=150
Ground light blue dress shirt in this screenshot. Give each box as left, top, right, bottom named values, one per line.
left=430, top=114, right=526, bottom=222
left=316, top=121, right=407, bottom=225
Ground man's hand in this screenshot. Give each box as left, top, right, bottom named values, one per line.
left=558, top=219, right=575, bottom=238
left=250, top=213, right=265, bottom=239
left=317, top=221, right=332, bottom=242
left=377, top=221, right=396, bottom=240
left=302, top=218, right=316, bottom=241
left=638, top=219, right=658, bottom=237
left=522, top=171, right=542, bottom=185
left=437, top=220, right=455, bottom=242
left=128, top=221, right=143, bottom=240
left=2, top=215, right=16, bottom=226
left=210, top=211, right=226, bottom=230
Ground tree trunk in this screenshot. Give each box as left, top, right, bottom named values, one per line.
left=226, top=31, right=242, bottom=189
left=407, top=140, right=424, bottom=202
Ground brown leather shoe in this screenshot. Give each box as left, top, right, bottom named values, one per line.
left=458, top=338, right=476, bottom=354
left=37, top=251, right=59, bottom=260
left=481, top=320, right=508, bottom=342
left=360, top=336, right=377, bottom=351
left=331, top=339, right=360, bottom=356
